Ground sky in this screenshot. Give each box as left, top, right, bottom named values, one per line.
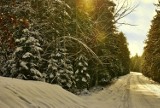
left=116, top=0, right=158, bottom=57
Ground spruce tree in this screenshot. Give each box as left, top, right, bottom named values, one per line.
left=46, top=48, right=75, bottom=90
left=74, top=54, right=90, bottom=90
left=142, top=2, right=160, bottom=81
left=117, top=32, right=130, bottom=75
left=10, top=27, right=43, bottom=80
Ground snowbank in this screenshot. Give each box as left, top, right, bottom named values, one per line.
left=0, top=76, right=91, bottom=108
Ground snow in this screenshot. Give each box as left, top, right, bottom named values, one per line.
left=15, top=39, right=20, bottom=43
left=33, top=46, right=43, bottom=52
left=56, top=53, right=61, bottom=57
left=83, top=67, right=87, bottom=71
left=82, top=77, right=87, bottom=82
left=1, top=72, right=160, bottom=108
left=75, top=70, right=79, bottom=74
left=86, top=73, right=90, bottom=78
left=23, top=28, right=29, bottom=33
left=49, top=73, right=54, bottom=78
left=78, top=62, right=83, bottom=66
left=15, top=47, right=23, bottom=53
left=50, top=65, right=58, bottom=70
left=0, top=76, right=88, bottom=108
left=26, top=37, right=35, bottom=43
left=30, top=68, right=42, bottom=77
left=20, top=61, right=28, bottom=70
left=22, top=52, right=33, bottom=58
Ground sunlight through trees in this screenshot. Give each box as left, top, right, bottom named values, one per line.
left=0, top=0, right=131, bottom=92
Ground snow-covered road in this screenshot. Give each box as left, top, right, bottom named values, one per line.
left=83, top=72, right=160, bottom=108
left=1, top=72, right=160, bottom=108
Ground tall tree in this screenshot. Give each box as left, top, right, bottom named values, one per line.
left=117, top=32, right=130, bottom=75
left=10, top=28, right=43, bottom=80
left=142, top=1, right=160, bottom=82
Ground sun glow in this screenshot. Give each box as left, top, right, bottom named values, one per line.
left=79, top=0, right=95, bottom=13
left=77, top=0, right=106, bottom=43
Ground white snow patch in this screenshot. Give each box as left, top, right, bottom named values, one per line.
left=22, top=52, right=33, bottom=58
left=20, top=61, right=28, bottom=70
left=15, top=47, right=23, bottom=53
left=26, top=37, right=35, bottom=43
left=0, top=76, right=90, bottom=108
left=82, top=77, right=87, bottom=82
left=30, top=68, right=42, bottom=77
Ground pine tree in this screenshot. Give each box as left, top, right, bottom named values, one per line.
left=10, top=27, right=43, bottom=80
left=117, top=32, right=130, bottom=75
left=74, top=54, right=90, bottom=90
left=86, top=0, right=118, bottom=86
left=142, top=2, right=160, bottom=82
left=46, top=48, right=75, bottom=90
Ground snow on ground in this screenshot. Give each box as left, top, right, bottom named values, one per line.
left=0, top=77, right=89, bottom=108
left=1, top=72, right=160, bottom=108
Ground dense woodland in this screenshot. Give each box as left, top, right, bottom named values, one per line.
left=130, top=54, right=141, bottom=72
left=0, top=0, right=131, bottom=92
left=142, top=1, right=160, bottom=82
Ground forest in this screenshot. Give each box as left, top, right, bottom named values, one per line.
left=0, top=0, right=159, bottom=93
left=0, top=0, right=131, bottom=92
left=130, top=54, right=141, bottom=72
left=141, top=1, right=160, bottom=82
left=1, top=1, right=160, bottom=108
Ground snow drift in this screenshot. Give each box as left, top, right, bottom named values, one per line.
left=0, top=76, right=90, bottom=108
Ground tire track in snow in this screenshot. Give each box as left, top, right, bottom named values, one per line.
left=118, top=74, right=131, bottom=108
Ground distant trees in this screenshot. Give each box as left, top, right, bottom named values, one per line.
left=142, top=1, right=160, bottom=82
left=0, top=0, right=131, bottom=92
left=130, top=54, right=141, bottom=72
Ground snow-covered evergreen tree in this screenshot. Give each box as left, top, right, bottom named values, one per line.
left=46, top=52, right=58, bottom=83
left=74, top=54, right=90, bottom=90
left=46, top=48, right=75, bottom=90
left=10, top=27, right=43, bottom=80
